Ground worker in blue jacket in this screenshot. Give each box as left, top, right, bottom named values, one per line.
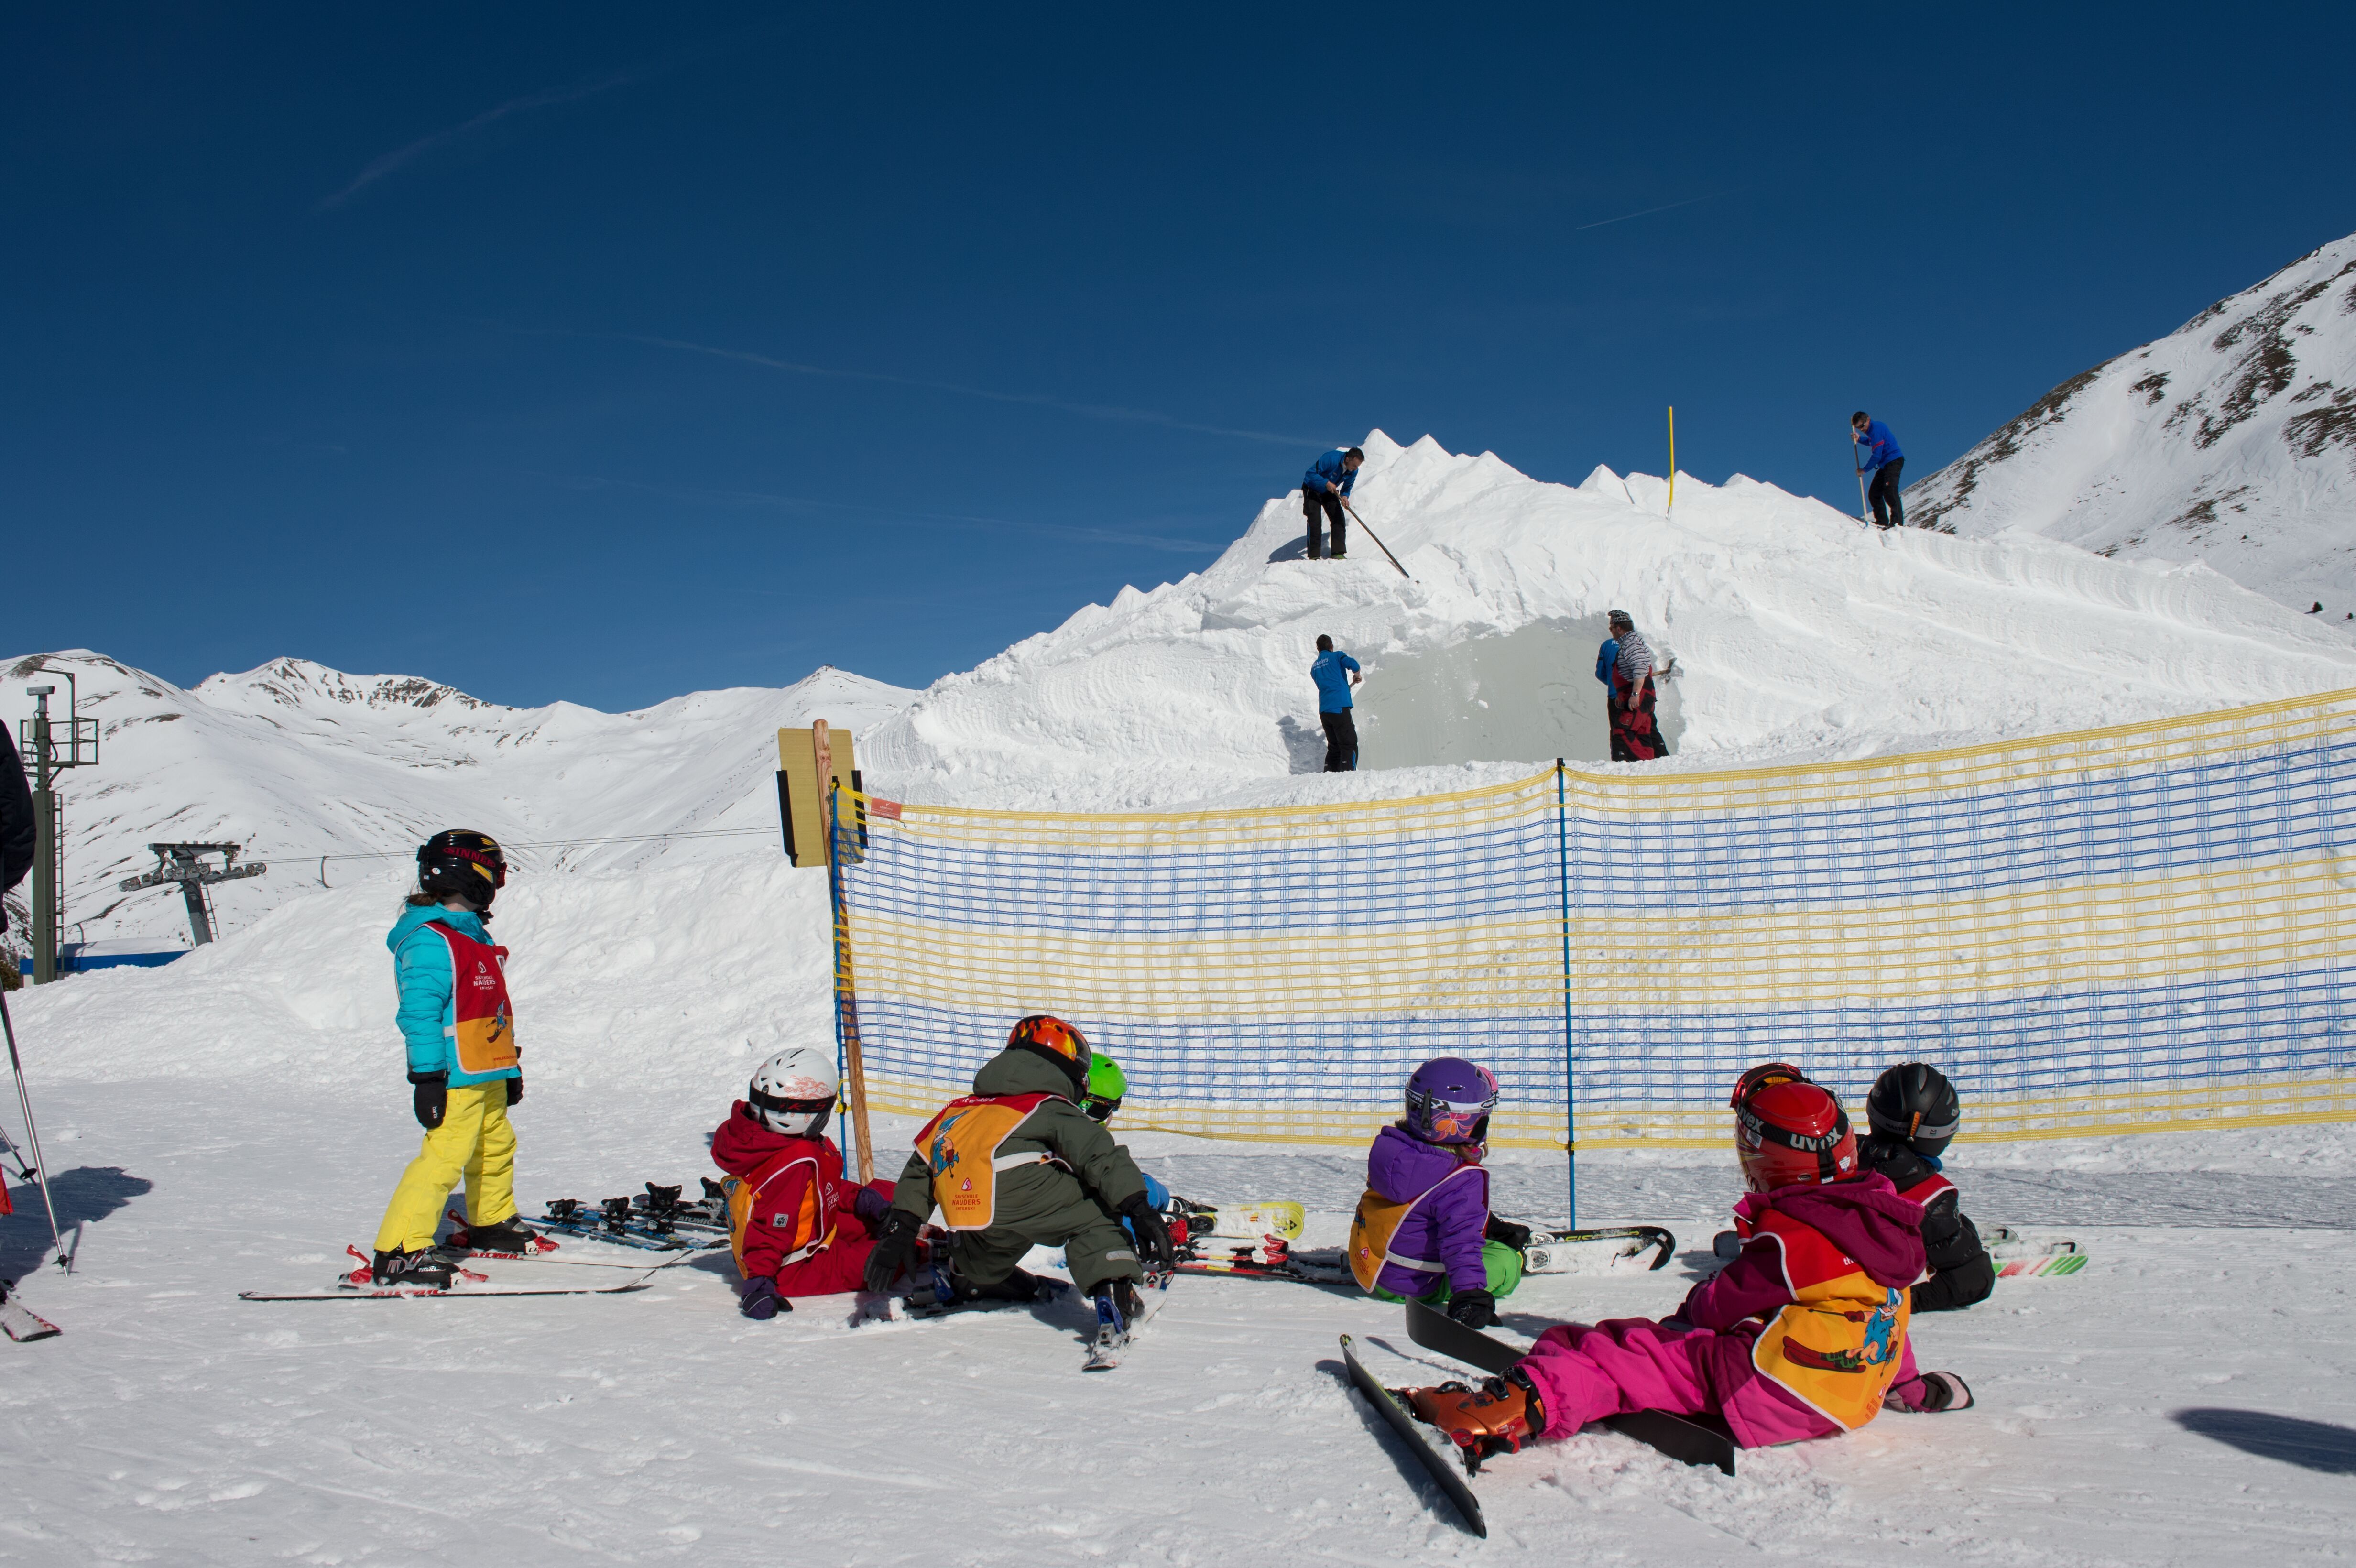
left=1302, top=446, right=1363, bottom=560
left=1311, top=634, right=1363, bottom=770
left=1852, top=412, right=1906, bottom=529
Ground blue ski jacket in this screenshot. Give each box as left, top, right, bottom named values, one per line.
left=1855, top=420, right=1903, bottom=472
left=388, top=903, right=518, bottom=1088
left=1304, top=450, right=1359, bottom=497
left=1312, top=649, right=1361, bottom=712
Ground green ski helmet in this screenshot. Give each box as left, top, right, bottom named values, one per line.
left=1083, top=1052, right=1128, bottom=1122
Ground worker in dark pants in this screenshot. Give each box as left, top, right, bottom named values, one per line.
left=1852, top=412, right=1905, bottom=529
left=1312, top=634, right=1363, bottom=771
left=1302, top=446, right=1363, bottom=560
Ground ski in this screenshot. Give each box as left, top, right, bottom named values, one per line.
left=1338, top=1334, right=1486, bottom=1538
left=1403, top=1298, right=1738, bottom=1475
left=240, top=1244, right=658, bottom=1302
left=1521, top=1225, right=1676, bottom=1275
left=531, top=1198, right=725, bottom=1252
left=0, top=1292, right=60, bottom=1342
left=1988, top=1228, right=2085, bottom=1277
left=1081, top=1272, right=1169, bottom=1372
left=1167, top=1197, right=1305, bottom=1243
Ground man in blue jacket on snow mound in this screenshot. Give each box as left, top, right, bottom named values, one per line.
left=1302, top=446, right=1362, bottom=560
left=1852, top=412, right=1906, bottom=529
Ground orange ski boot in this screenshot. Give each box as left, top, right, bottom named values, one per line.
left=1407, top=1373, right=1544, bottom=1462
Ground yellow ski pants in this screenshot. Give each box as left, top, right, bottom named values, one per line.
left=374, top=1080, right=517, bottom=1252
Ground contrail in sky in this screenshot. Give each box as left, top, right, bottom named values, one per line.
left=1573, top=192, right=1730, bottom=231
left=316, top=74, right=636, bottom=210
left=598, top=331, right=1320, bottom=448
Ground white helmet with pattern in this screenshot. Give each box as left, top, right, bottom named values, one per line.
left=748, top=1045, right=840, bottom=1137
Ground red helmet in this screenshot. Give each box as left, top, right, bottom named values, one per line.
left=1733, top=1070, right=1856, bottom=1193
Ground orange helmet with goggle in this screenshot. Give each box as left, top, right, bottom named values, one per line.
left=1007, top=1014, right=1092, bottom=1095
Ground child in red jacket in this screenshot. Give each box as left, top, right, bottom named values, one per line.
left=1406, top=1063, right=1970, bottom=1459
left=711, top=1046, right=896, bottom=1318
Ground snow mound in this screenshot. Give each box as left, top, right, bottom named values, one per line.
left=1911, top=231, right=2356, bottom=615
left=860, top=429, right=2356, bottom=809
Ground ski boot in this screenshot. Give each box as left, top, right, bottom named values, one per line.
left=1407, top=1372, right=1544, bottom=1462
left=371, top=1246, right=455, bottom=1289
left=454, top=1214, right=545, bottom=1255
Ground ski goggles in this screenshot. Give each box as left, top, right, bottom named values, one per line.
left=1729, top=1061, right=1811, bottom=1108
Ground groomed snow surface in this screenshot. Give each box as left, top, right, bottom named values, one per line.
left=5, top=426, right=2354, bottom=1561
left=2, top=862, right=2351, bottom=1565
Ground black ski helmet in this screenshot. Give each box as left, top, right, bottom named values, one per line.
left=417, top=829, right=507, bottom=909
left=1865, top=1062, right=1961, bottom=1157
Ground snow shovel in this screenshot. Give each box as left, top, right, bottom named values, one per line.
left=1340, top=500, right=1414, bottom=581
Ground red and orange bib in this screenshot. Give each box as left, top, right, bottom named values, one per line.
left=424, top=919, right=517, bottom=1076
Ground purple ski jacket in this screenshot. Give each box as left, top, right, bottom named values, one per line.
left=1364, top=1122, right=1491, bottom=1296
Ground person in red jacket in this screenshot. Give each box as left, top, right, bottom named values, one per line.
left=1404, top=1063, right=1971, bottom=1460
left=710, top=1045, right=897, bottom=1318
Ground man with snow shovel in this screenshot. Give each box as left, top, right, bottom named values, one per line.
left=1312, top=635, right=1363, bottom=771
left=1852, top=412, right=1906, bottom=529
left=1302, top=446, right=1363, bottom=560
left=1596, top=610, right=1668, bottom=762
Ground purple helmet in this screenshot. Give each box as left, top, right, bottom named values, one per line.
left=1403, top=1057, right=1499, bottom=1145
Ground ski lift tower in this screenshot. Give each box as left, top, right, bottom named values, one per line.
left=18, top=675, right=99, bottom=986
left=119, top=844, right=268, bottom=948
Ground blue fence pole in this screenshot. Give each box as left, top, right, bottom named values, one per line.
left=1556, top=758, right=1577, bottom=1229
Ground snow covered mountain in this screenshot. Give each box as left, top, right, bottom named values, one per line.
left=0, top=652, right=914, bottom=948
left=15, top=425, right=2356, bottom=943
left=1909, top=232, right=2356, bottom=615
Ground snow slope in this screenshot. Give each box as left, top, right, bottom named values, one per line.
left=1910, top=231, right=2356, bottom=616
left=0, top=653, right=913, bottom=949
left=859, top=428, right=2356, bottom=809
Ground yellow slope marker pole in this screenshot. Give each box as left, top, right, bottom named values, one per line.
left=1666, top=406, right=1676, bottom=515
left=813, top=719, right=876, bottom=1183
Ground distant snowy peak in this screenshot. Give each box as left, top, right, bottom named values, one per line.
left=196, top=657, right=504, bottom=717
left=1910, top=232, right=2356, bottom=615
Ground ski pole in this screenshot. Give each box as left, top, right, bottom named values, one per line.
left=1852, top=434, right=1871, bottom=525
left=0, top=991, right=68, bottom=1274
left=1340, top=500, right=1414, bottom=581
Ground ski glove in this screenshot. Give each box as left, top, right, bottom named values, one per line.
left=852, top=1185, right=890, bottom=1228
left=1484, top=1216, right=1532, bottom=1252
left=862, top=1209, right=923, bottom=1295
left=739, top=1276, right=786, bottom=1320
left=506, top=1072, right=522, bottom=1107
left=409, top=1071, right=447, bottom=1131
left=1446, top=1288, right=1498, bottom=1329
left=1120, top=1194, right=1178, bottom=1274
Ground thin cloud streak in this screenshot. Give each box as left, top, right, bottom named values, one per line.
left=317, top=74, right=636, bottom=210
left=551, top=473, right=1222, bottom=555
left=1572, top=192, right=1730, bottom=231
left=595, top=330, right=1320, bottom=448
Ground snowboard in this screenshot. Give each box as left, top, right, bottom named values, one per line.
left=1339, top=1334, right=1487, bottom=1538
left=1403, top=1298, right=1739, bottom=1475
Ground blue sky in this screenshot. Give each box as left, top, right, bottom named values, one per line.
left=9, top=5, right=2353, bottom=711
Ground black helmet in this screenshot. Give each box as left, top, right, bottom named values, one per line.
left=1865, top=1062, right=1960, bottom=1157
left=417, top=830, right=507, bottom=909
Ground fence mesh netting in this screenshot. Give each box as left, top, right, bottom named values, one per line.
left=829, top=688, right=2356, bottom=1152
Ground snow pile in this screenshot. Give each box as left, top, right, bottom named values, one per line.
left=860, top=428, right=2356, bottom=809
left=0, top=653, right=913, bottom=947
left=1911, top=231, right=2356, bottom=616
